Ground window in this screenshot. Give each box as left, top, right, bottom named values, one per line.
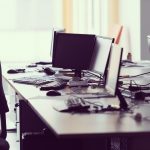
left=71, top=0, right=108, bottom=35
left=0, top=0, right=63, bottom=62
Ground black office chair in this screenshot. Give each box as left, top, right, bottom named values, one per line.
left=0, top=63, right=10, bottom=150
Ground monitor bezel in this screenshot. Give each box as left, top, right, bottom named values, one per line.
left=89, top=35, right=114, bottom=77
left=52, top=32, right=96, bottom=77
left=105, top=45, right=123, bottom=96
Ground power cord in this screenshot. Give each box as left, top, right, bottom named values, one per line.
left=119, top=79, right=150, bottom=92
left=119, top=71, right=150, bottom=79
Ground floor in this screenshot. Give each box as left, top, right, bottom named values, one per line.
left=6, top=96, right=19, bottom=150
left=7, top=132, right=19, bottom=150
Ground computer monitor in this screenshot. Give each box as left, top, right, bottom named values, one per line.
left=50, top=28, right=65, bottom=61
left=90, top=35, right=114, bottom=76
left=52, top=32, right=96, bottom=77
left=105, top=44, right=123, bottom=96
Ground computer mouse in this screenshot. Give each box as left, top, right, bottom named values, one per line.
left=7, top=69, right=25, bottom=74
left=44, top=67, right=55, bottom=75
left=134, top=113, right=142, bottom=122
left=46, top=90, right=61, bottom=96
left=7, top=69, right=19, bottom=74
left=27, top=64, right=37, bottom=68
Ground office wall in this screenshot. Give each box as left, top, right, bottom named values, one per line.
left=63, top=0, right=73, bottom=32
left=119, top=0, right=140, bottom=61
left=108, top=0, right=119, bottom=30
left=63, top=0, right=108, bottom=35
left=119, top=0, right=150, bottom=61
left=0, top=30, right=54, bottom=62
left=0, top=0, right=63, bottom=30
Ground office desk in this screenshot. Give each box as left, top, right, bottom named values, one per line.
left=2, top=62, right=57, bottom=100
left=3, top=62, right=150, bottom=150
left=28, top=97, right=150, bottom=137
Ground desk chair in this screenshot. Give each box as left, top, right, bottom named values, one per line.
left=0, top=63, right=9, bottom=150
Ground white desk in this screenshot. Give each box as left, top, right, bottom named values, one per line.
left=3, top=62, right=150, bottom=150
left=28, top=96, right=150, bottom=138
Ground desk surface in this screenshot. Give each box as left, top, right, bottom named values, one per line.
left=28, top=96, right=150, bottom=138
left=3, top=62, right=150, bottom=138
left=2, top=62, right=60, bottom=100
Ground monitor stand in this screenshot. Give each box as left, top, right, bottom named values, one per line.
left=70, top=69, right=82, bottom=81
left=74, top=69, right=82, bottom=78
left=69, top=69, right=88, bottom=87
left=116, top=88, right=128, bottom=110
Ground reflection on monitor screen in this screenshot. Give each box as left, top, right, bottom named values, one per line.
left=52, top=32, right=96, bottom=77
left=90, top=36, right=114, bottom=75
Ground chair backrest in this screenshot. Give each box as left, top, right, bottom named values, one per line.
left=0, top=63, right=9, bottom=139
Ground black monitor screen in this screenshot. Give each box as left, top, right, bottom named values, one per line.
left=52, top=33, right=96, bottom=72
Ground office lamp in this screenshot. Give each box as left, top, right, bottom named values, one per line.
left=0, top=63, right=9, bottom=150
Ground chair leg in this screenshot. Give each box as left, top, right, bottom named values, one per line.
left=0, top=138, right=9, bottom=150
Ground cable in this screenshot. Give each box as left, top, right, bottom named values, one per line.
left=119, top=71, right=150, bottom=79
left=127, top=81, right=150, bottom=87
left=129, top=80, right=150, bottom=87
left=119, top=86, right=129, bottom=90
left=119, top=79, right=150, bottom=92
left=128, top=80, right=150, bottom=91
left=129, top=86, right=150, bottom=91
left=84, top=99, right=103, bottom=107
left=82, top=70, right=101, bottom=78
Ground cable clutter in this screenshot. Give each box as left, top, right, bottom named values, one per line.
left=53, top=95, right=129, bottom=113
left=134, top=91, right=150, bottom=100
left=119, top=79, right=150, bottom=101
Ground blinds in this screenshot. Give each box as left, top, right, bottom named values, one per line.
left=0, top=0, right=63, bottom=62
left=70, top=0, right=108, bottom=35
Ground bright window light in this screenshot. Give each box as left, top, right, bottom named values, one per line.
left=0, top=0, right=63, bottom=62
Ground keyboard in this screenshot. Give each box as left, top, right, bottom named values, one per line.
left=66, top=97, right=90, bottom=111
left=13, top=76, right=54, bottom=86
left=69, top=80, right=89, bottom=87
left=35, top=61, right=52, bottom=65
left=53, top=97, right=90, bottom=112
left=40, top=80, right=67, bottom=91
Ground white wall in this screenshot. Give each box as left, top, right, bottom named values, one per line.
left=0, top=0, right=63, bottom=30
left=0, top=30, right=54, bottom=62
left=119, top=0, right=141, bottom=61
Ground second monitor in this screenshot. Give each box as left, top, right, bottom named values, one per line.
left=90, top=35, right=114, bottom=76
left=52, top=32, right=96, bottom=78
